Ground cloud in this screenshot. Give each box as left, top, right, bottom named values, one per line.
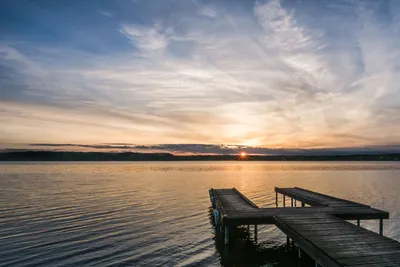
left=255, top=0, right=318, bottom=52
left=198, top=7, right=217, bottom=18
left=100, top=11, right=113, bottom=17
left=26, top=143, right=400, bottom=155
left=120, top=23, right=169, bottom=56
left=2, top=0, right=400, bottom=150
left=195, top=1, right=218, bottom=18
left=0, top=45, right=45, bottom=75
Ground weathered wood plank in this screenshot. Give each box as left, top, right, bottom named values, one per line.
left=346, top=263, right=400, bottom=267
left=336, top=253, right=400, bottom=265
left=277, top=187, right=370, bottom=208
left=275, top=214, right=400, bottom=266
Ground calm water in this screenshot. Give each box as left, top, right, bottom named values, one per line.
left=1, top=161, right=400, bottom=267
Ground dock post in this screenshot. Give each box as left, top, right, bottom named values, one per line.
left=294, top=199, right=297, bottom=207
left=357, top=219, right=360, bottom=227
left=301, top=202, right=305, bottom=207
left=379, top=219, right=383, bottom=235
left=223, top=246, right=229, bottom=266
left=275, top=192, right=278, bottom=207
left=209, top=190, right=216, bottom=209
left=291, top=198, right=294, bottom=207
left=298, top=247, right=302, bottom=259
left=286, top=236, right=290, bottom=245
left=219, top=214, right=224, bottom=232
left=225, top=225, right=230, bottom=245
left=213, top=209, right=221, bottom=227
left=283, top=195, right=286, bottom=207
left=254, top=225, right=258, bottom=243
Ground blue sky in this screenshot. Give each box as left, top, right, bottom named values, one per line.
left=1, top=0, right=400, bottom=154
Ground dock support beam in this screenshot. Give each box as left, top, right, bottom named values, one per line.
left=301, top=202, right=305, bottom=207
left=254, top=225, right=258, bottom=243
left=291, top=198, right=294, bottom=207
left=283, top=195, right=286, bottom=207
left=379, top=219, right=383, bottom=235
left=225, top=225, right=230, bottom=245
left=357, top=219, right=360, bottom=227
left=286, top=236, right=290, bottom=245
left=276, top=192, right=278, bottom=207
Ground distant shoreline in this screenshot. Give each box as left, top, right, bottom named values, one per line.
left=1, top=151, right=400, bottom=161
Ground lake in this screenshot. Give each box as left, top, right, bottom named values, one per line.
left=1, top=161, right=400, bottom=266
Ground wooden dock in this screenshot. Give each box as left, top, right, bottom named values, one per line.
left=209, top=187, right=400, bottom=267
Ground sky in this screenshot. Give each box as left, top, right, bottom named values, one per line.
left=1, top=0, right=400, bottom=155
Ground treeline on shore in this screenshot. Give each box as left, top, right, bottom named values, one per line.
left=1, top=151, right=400, bottom=161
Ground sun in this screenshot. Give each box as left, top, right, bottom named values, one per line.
left=238, top=151, right=248, bottom=160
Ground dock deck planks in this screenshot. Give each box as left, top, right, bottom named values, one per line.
left=209, top=187, right=400, bottom=267
left=275, top=187, right=370, bottom=207
left=276, top=213, right=400, bottom=267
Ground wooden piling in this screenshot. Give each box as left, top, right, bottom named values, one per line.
left=254, top=224, right=258, bottom=243
left=225, top=225, right=229, bottom=245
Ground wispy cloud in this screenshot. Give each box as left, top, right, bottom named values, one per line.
left=100, top=11, right=113, bottom=18
left=120, top=23, right=169, bottom=56
left=26, top=143, right=400, bottom=156
left=193, top=0, right=218, bottom=18
left=1, top=0, right=400, bottom=151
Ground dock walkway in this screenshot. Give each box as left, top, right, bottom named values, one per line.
left=209, top=187, right=400, bottom=267
left=275, top=187, right=370, bottom=207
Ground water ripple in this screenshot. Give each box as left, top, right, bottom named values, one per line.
left=0, top=162, right=399, bottom=267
